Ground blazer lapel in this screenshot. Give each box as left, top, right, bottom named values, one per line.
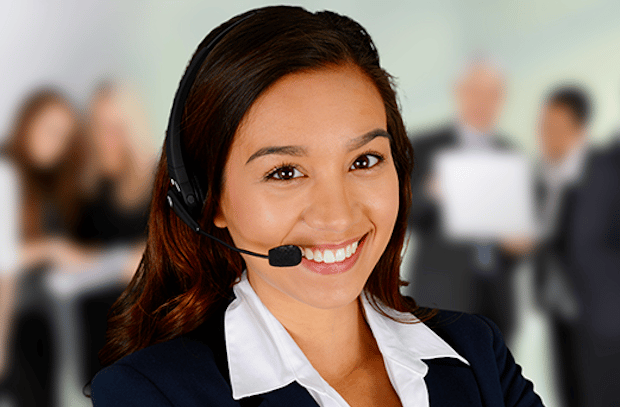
left=424, top=358, right=483, bottom=407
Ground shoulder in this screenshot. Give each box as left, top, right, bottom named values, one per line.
left=421, top=309, right=544, bottom=407
left=410, top=125, right=456, bottom=150
left=586, top=146, right=620, bottom=178
left=424, top=309, right=496, bottom=343
left=91, top=327, right=232, bottom=406
left=422, top=309, right=499, bottom=366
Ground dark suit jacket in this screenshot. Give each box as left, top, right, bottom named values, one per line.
left=91, top=305, right=543, bottom=406
left=406, top=125, right=518, bottom=337
left=534, top=144, right=620, bottom=407
left=547, top=144, right=620, bottom=339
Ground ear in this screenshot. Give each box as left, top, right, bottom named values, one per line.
left=213, top=205, right=228, bottom=229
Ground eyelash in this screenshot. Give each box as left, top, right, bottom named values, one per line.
left=262, top=151, right=386, bottom=182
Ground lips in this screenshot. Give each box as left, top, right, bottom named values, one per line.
left=301, top=239, right=359, bottom=264
left=298, top=234, right=368, bottom=275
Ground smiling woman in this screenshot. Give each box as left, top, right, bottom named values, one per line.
left=214, top=65, right=400, bottom=310
left=91, top=5, right=544, bottom=407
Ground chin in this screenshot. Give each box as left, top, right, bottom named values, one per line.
left=285, top=267, right=371, bottom=310
left=294, top=285, right=363, bottom=310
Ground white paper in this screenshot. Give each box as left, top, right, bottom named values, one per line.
left=435, top=150, right=536, bottom=241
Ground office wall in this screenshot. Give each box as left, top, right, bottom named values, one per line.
left=111, top=0, right=620, bottom=152
left=2, top=0, right=619, bottom=150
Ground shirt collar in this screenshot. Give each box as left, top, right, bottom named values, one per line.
left=456, top=120, right=495, bottom=150
left=541, top=138, right=589, bottom=188
left=360, top=293, right=469, bottom=369
left=225, top=274, right=469, bottom=401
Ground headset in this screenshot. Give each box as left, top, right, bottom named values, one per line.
left=164, top=12, right=302, bottom=267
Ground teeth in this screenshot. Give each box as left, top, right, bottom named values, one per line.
left=301, top=239, right=361, bottom=264
left=335, top=248, right=345, bottom=261
left=323, top=250, right=336, bottom=263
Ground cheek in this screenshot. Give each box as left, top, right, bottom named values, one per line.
left=222, top=175, right=299, bottom=249
left=368, top=168, right=400, bottom=238
left=28, top=123, right=69, bottom=165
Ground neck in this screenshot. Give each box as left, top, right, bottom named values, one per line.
left=248, top=274, right=374, bottom=381
left=459, top=118, right=493, bottom=135
left=546, top=136, right=585, bottom=166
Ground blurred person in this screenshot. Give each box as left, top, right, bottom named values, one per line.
left=535, top=86, right=620, bottom=407
left=73, top=80, right=155, bottom=384
left=4, top=89, right=92, bottom=268
left=405, top=57, right=528, bottom=342
left=1, top=82, right=154, bottom=406
left=76, top=80, right=154, bottom=250
left=0, top=88, right=91, bottom=407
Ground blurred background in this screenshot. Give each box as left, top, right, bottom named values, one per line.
left=1, top=0, right=619, bottom=406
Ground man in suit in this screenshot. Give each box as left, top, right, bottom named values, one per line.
left=536, top=86, right=620, bottom=407
left=405, top=58, right=526, bottom=342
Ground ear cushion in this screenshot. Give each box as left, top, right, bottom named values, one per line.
left=167, top=188, right=201, bottom=232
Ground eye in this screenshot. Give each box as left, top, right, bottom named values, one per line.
left=265, top=165, right=304, bottom=181
left=350, top=153, right=383, bottom=170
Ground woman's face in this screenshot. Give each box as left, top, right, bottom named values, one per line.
left=214, top=64, right=400, bottom=310
left=26, top=103, right=76, bottom=170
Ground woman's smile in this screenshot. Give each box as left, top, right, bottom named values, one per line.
left=299, top=233, right=368, bottom=275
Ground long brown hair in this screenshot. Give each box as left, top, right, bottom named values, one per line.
left=4, top=88, right=85, bottom=240
left=85, top=80, right=156, bottom=209
left=100, top=5, right=432, bottom=367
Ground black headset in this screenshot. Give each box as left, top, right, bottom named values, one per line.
left=164, top=12, right=302, bottom=267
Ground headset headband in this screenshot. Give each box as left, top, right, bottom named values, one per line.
left=166, top=12, right=256, bottom=215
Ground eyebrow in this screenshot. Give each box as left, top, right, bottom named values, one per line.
left=245, top=128, right=391, bottom=165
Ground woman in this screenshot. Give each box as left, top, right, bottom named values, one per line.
left=74, top=80, right=155, bottom=383
left=5, top=89, right=91, bottom=267
left=2, top=88, right=90, bottom=407
left=92, top=6, right=543, bottom=407
left=76, top=80, right=154, bottom=251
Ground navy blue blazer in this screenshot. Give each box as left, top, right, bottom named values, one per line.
left=91, top=305, right=543, bottom=406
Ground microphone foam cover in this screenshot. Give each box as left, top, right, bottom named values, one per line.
left=268, top=245, right=302, bottom=267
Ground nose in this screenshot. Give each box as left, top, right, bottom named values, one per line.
left=302, top=174, right=356, bottom=233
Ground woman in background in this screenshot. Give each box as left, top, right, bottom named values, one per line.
left=6, top=88, right=91, bottom=268
left=74, top=81, right=155, bottom=383
left=1, top=88, right=90, bottom=407
left=77, top=81, right=154, bottom=251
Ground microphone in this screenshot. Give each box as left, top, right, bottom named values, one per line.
left=196, top=229, right=302, bottom=267
left=166, top=192, right=302, bottom=267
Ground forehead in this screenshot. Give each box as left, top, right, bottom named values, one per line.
left=544, top=103, right=577, bottom=121
left=36, top=103, right=73, bottom=122
left=232, top=64, right=387, bottom=155
left=461, top=65, right=504, bottom=89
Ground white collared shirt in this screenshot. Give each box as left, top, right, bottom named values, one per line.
left=539, top=139, right=589, bottom=238
left=225, top=274, right=469, bottom=407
